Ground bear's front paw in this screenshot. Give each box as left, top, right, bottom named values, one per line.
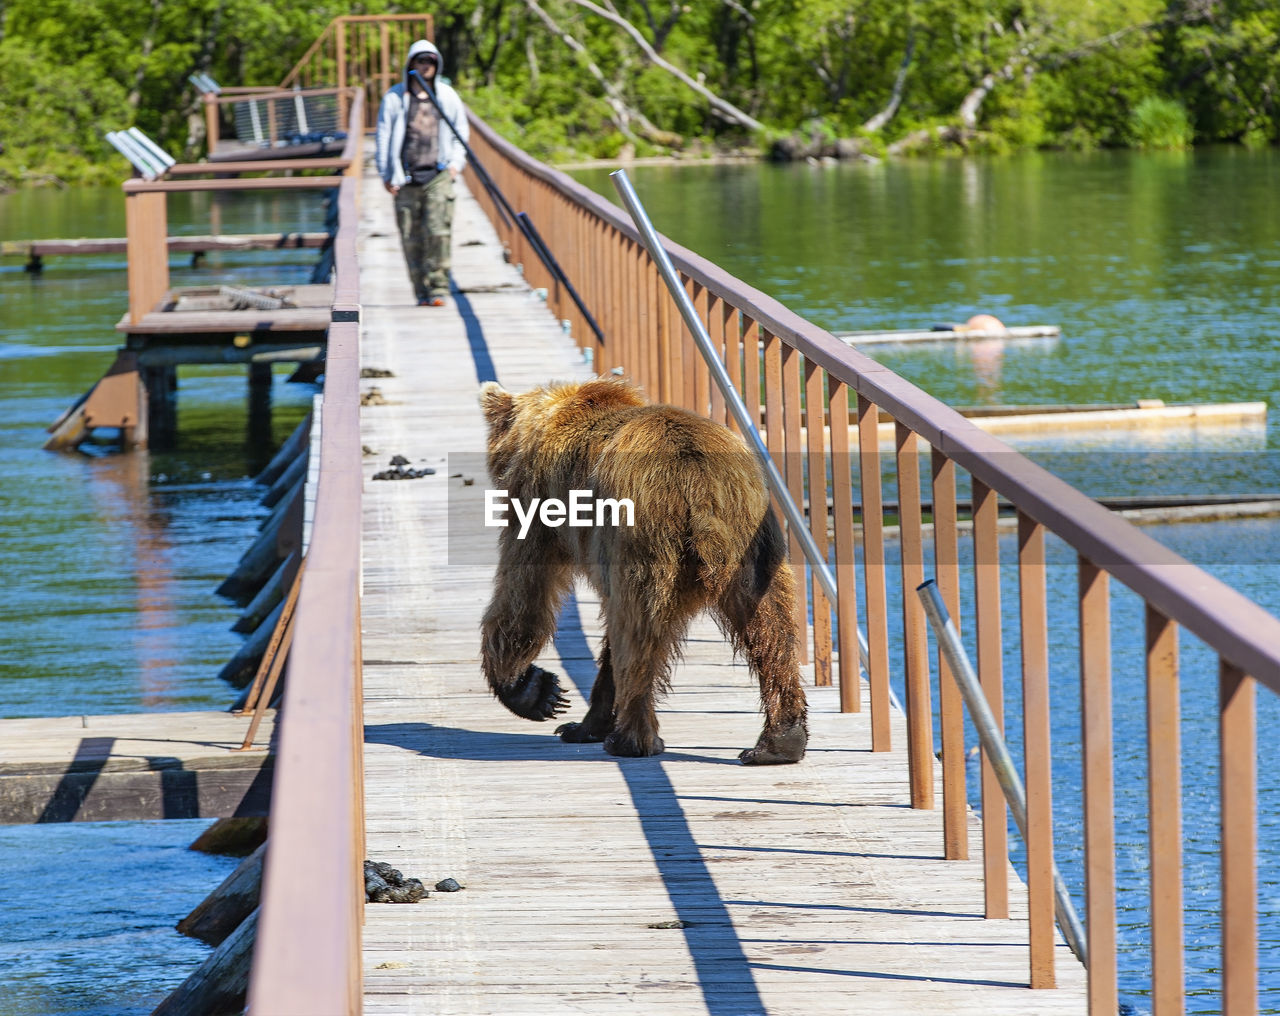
left=555, top=720, right=608, bottom=743
left=498, top=665, right=570, bottom=721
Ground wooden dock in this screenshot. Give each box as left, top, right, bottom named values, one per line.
left=355, top=173, right=1087, bottom=1012
left=0, top=709, right=273, bottom=824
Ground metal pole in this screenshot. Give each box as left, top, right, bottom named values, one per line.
left=916, top=578, right=1089, bottom=966
left=611, top=168, right=869, bottom=671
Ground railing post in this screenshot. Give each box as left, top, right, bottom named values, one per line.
left=932, top=449, right=965, bottom=857
left=124, top=184, right=169, bottom=325
left=897, top=423, right=932, bottom=808
left=1220, top=659, right=1256, bottom=1016
left=805, top=359, right=832, bottom=687
left=781, top=344, right=808, bottom=665
left=1078, top=556, right=1117, bottom=1014
left=692, top=282, right=710, bottom=414
left=972, top=476, right=1008, bottom=918
left=1018, top=512, right=1054, bottom=988
left=203, top=94, right=219, bottom=157
left=830, top=379, right=860, bottom=712
left=336, top=18, right=348, bottom=127
left=857, top=394, right=891, bottom=751
left=741, top=316, right=760, bottom=431
left=1146, top=606, right=1184, bottom=1014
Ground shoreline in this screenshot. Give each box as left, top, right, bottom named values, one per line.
left=551, top=151, right=764, bottom=172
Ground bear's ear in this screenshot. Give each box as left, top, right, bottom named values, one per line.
left=479, top=381, right=515, bottom=434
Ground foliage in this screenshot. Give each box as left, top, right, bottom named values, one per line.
left=0, top=0, right=1276, bottom=187
left=1129, top=95, right=1194, bottom=149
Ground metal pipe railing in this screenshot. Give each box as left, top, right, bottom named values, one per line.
left=611, top=168, right=870, bottom=675
left=917, top=578, right=1088, bottom=965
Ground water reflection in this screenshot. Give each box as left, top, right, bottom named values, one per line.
left=83, top=452, right=181, bottom=708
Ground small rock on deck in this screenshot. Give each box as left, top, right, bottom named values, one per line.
left=357, top=167, right=1087, bottom=1014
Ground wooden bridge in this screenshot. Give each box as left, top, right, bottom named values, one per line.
left=44, top=15, right=1275, bottom=1012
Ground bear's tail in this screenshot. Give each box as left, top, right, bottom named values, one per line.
left=687, top=510, right=744, bottom=594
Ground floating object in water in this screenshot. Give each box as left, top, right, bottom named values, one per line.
left=961, top=313, right=1006, bottom=333
left=836, top=321, right=1058, bottom=345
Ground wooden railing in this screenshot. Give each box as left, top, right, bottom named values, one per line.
left=198, top=15, right=433, bottom=155
left=279, top=13, right=435, bottom=130
left=247, top=159, right=366, bottom=1011
left=121, top=90, right=368, bottom=1011
left=200, top=86, right=349, bottom=157
left=123, top=100, right=363, bottom=324
left=466, top=114, right=1277, bottom=1013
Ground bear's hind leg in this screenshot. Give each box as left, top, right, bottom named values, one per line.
left=556, top=639, right=616, bottom=743
left=719, top=549, right=808, bottom=765
left=601, top=605, right=691, bottom=758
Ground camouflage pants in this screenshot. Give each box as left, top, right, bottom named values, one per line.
left=394, top=172, right=455, bottom=302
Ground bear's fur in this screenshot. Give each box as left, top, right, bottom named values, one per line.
left=478, top=377, right=807, bottom=764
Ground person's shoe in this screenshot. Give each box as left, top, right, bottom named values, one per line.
left=426, top=296, right=445, bottom=307
left=416, top=297, right=431, bottom=306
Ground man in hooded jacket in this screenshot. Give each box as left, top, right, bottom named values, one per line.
left=375, top=39, right=469, bottom=306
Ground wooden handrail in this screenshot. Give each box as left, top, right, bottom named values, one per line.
left=204, top=85, right=349, bottom=107
left=244, top=87, right=366, bottom=1014
left=276, top=13, right=433, bottom=131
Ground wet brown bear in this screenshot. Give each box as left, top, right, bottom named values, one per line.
left=478, top=377, right=807, bottom=764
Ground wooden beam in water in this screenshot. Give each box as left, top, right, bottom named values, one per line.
left=837, top=324, right=1060, bottom=344
left=0, top=232, right=330, bottom=259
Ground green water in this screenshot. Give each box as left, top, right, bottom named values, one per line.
left=572, top=147, right=1280, bottom=419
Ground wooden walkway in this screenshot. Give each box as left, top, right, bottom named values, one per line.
left=356, top=168, right=1087, bottom=1013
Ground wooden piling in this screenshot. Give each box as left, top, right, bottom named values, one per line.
left=216, top=483, right=303, bottom=602
left=178, top=843, right=265, bottom=946
left=152, top=908, right=257, bottom=1016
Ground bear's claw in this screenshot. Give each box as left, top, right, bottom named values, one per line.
left=498, top=664, right=570, bottom=721
left=555, top=721, right=608, bottom=743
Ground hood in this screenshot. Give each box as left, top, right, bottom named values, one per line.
left=404, top=39, right=442, bottom=85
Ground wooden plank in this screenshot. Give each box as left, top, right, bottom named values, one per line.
left=837, top=325, right=1060, bottom=344
left=1078, top=558, right=1118, bottom=1014
left=1219, top=660, right=1257, bottom=1016
left=0, top=232, right=330, bottom=258
left=1146, top=607, right=1184, bottom=1014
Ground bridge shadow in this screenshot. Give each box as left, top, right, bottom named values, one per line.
left=450, top=286, right=498, bottom=385
left=552, top=590, right=768, bottom=1016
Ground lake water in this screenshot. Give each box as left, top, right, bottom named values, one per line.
left=0, top=186, right=326, bottom=1013
left=1, top=147, right=1277, bottom=1012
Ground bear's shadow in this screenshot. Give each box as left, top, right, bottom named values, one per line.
left=363, top=720, right=741, bottom=766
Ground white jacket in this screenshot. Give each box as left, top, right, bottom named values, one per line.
left=375, top=39, right=469, bottom=187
